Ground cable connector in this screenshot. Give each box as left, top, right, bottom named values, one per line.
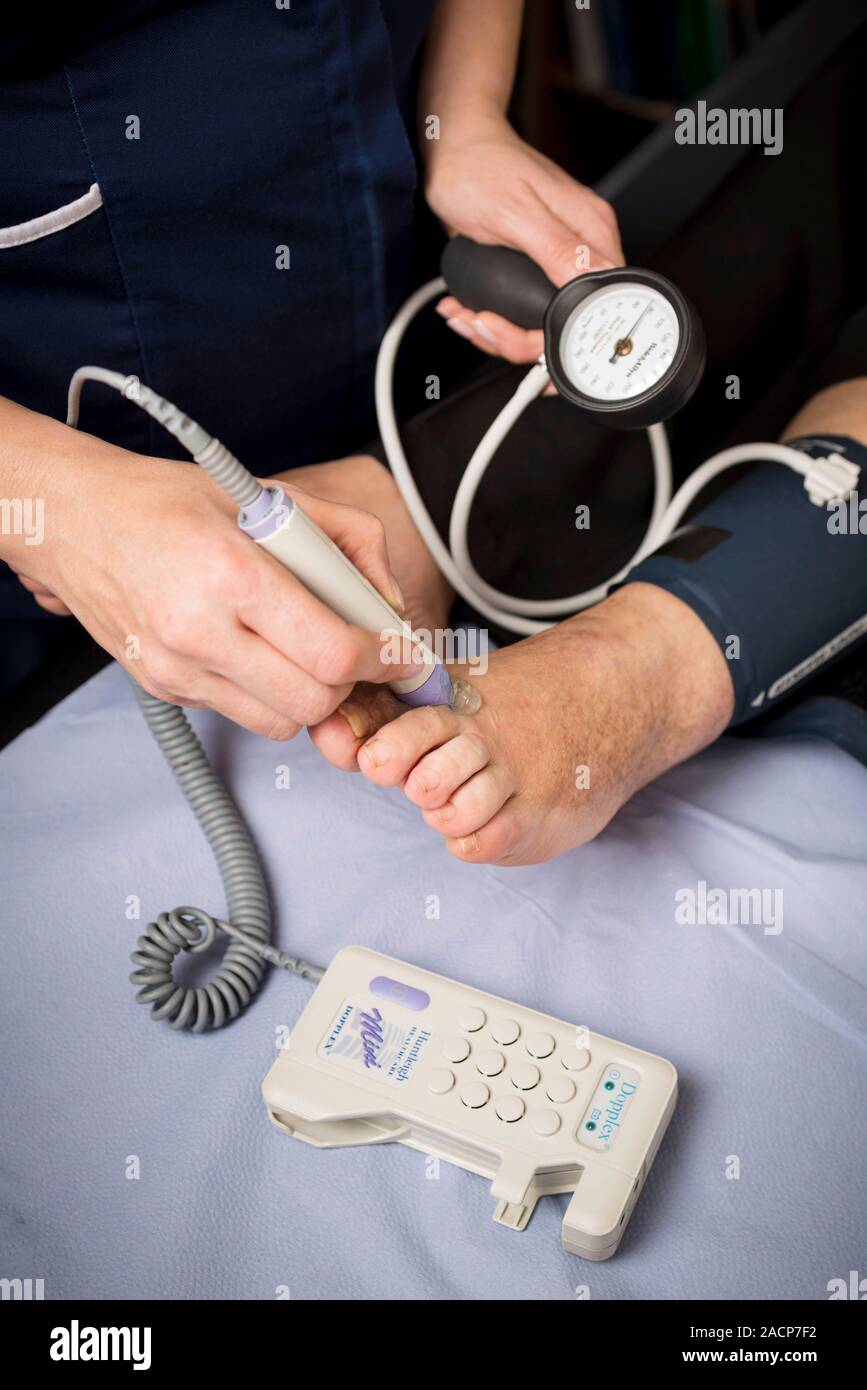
left=802, top=452, right=860, bottom=507
left=260, top=945, right=325, bottom=981
left=184, top=910, right=325, bottom=981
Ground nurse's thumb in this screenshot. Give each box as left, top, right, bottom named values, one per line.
left=292, top=491, right=406, bottom=615
left=516, top=198, right=613, bottom=288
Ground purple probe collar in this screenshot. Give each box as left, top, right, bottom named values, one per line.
left=238, top=486, right=294, bottom=540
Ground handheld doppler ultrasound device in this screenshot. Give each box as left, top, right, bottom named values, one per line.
left=262, top=947, right=678, bottom=1260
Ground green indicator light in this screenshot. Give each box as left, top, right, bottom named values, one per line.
left=604, top=1080, right=615, bottom=1091
left=585, top=1121, right=597, bottom=1131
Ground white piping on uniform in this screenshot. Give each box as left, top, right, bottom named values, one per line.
left=0, top=182, right=102, bottom=249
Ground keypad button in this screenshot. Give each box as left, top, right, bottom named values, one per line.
left=458, top=1006, right=487, bottom=1033
left=526, top=1031, right=555, bottom=1059
left=531, top=1109, right=561, bottom=1137
left=561, top=1046, right=591, bottom=1072
left=442, top=1037, right=471, bottom=1064
left=490, top=1017, right=521, bottom=1046
left=495, top=1095, right=525, bottom=1123
left=546, top=1076, right=576, bottom=1104
left=427, top=1068, right=455, bottom=1095
left=511, top=1063, right=541, bottom=1091
left=460, top=1081, right=490, bottom=1109
left=476, top=1049, right=505, bottom=1077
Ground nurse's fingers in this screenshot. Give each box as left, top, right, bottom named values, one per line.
left=278, top=486, right=406, bottom=614
left=437, top=297, right=546, bottom=365
left=532, top=172, right=624, bottom=268
left=125, top=661, right=303, bottom=743
left=13, top=570, right=72, bottom=615
left=191, top=674, right=303, bottom=742
left=238, top=544, right=427, bottom=690
left=503, top=185, right=618, bottom=289
left=437, top=207, right=616, bottom=367
left=210, top=624, right=355, bottom=727
left=33, top=594, right=73, bottom=616
left=131, top=617, right=349, bottom=733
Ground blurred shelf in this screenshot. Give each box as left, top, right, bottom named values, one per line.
left=513, top=0, right=808, bottom=186
left=549, top=59, right=675, bottom=124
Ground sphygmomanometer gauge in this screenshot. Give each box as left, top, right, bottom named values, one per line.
left=441, top=238, right=706, bottom=429
left=546, top=269, right=705, bottom=429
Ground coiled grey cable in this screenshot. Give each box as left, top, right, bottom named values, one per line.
left=67, top=368, right=325, bottom=1031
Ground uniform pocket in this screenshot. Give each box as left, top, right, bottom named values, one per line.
left=0, top=182, right=102, bottom=250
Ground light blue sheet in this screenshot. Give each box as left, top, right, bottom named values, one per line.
left=1, top=663, right=866, bottom=1300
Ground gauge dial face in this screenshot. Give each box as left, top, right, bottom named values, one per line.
left=559, top=282, right=681, bottom=403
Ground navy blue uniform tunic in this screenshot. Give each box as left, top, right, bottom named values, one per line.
left=0, top=0, right=436, bottom=667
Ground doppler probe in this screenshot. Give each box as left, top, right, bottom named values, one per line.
left=66, top=366, right=466, bottom=711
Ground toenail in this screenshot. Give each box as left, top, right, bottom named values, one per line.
left=337, top=702, right=371, bottom=739
left=414, top=768, right=440, bottom=793
left=362, top=739, right=390, bottom=767
left=458, top=833, right=481, bottom=854
left=434, top=802, right=454, bottom=821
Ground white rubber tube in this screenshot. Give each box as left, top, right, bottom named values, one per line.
left=448, top=412, right=672, bottom=616
left=375, top=277, right=829, bottom=636
left=375, top=276, right=673, bottom=633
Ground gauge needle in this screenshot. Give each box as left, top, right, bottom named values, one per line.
left=609, top=305, right=651, bottom=364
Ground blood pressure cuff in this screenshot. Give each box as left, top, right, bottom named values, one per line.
left=620, top=435, right=867, bottom=726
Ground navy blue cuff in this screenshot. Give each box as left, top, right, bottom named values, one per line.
left=619, top=435, right=867, bottom=725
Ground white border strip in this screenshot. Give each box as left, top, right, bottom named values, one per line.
left=0, top=182, right=102, bottom=250
left=768, top=612, right=867, bottom=700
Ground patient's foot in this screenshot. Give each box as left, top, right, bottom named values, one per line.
left=310, top=584, right=733, bottom=865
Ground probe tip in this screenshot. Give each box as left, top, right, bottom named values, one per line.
left=449, top=678, right=482, bottom=715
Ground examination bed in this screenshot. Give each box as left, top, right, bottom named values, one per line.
left=1, top=662, right=865, bottom=1299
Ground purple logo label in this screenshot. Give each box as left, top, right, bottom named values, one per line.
left=358, top=1008, right=385, bottom=1070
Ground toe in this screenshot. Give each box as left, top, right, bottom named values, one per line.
left=405, top=730, right=490, bottom=809
left=309, top=684, right=400, bottom=771
left=358, top=704, right=460, bottom=787
left=307, top=710, right=363, bottom=771
left=444, top=800, right=525, bottom=864
left=426, top=763, right=514, bottom=838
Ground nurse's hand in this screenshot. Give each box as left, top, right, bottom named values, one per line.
left=269, top=453, right=453, bottom=642
left=423, top=112, right=624, bottom=364
left=3, top=420, right=425, bottom=741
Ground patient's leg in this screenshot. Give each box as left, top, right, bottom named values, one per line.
left=310, top=375, right=867, bottom=865
left=782, top=377, right=867, bottom=445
